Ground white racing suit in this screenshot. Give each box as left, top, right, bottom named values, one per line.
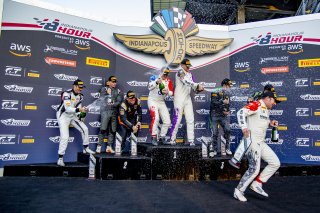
left=148, top=76, right=174, bottom=139
left=170, top=67, right=199, bottom=143
left=236, top=100, right=280, bottom=192
left=56, top=89, right=89, bottom=155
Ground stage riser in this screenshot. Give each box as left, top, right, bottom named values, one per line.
left=3, top=165, right=88, bottom=177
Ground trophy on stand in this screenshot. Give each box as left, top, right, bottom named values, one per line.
left=115, top=132, right=122, bottom=156
left=131, top=133, right=138, bottom=157
left=88, top=153, right=96, bottom=179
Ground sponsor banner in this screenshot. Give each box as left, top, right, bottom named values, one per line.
left=298, top=58, right=320, bottom=68
left=0, top=153, right=28, bottom=161
left=0, top=134, right=17, bottom=145
left=45, top=57, right=76, bottom=67
left=86, top=57, right=110, bottom=68
left=261, top=66, right=289, bottom=74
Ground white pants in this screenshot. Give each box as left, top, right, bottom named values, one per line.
left=57, top=112, right=89, bottom=155
left=148, top=100, right=171, bottom=138
left=237, top=136, right=280, bottom=192
left=170, top=98, right=194, bottom=142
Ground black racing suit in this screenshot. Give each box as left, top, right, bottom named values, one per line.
left=98, top=86, right=122, bottom=146
left=118, top=98, right=142, bottom=151
left=210, top=88, right=231, bottom=152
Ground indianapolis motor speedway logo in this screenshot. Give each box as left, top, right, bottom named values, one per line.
left=114, top=7, right=233, bottom=65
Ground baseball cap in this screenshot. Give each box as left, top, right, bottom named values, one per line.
left=181, top=58, right=192, bottom=67
left=221, top=78, right=233, bottom=87
left=161, top=67, right=170, bottom=75
left=261, top=91, right=281, bottom=103
left=126, top=91, right=136, bottom=99
left=108, top=76, right=117, bottom=83
left=264, top=84, right=275, bottom=92
left=73, top=79, right=86, bottom=88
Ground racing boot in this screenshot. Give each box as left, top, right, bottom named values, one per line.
left=83, top=146, right=95, bottom=154
left=233, top=188, right=247, bottom=202
left=96, top=145, right=102, bottom=154
left=151, top=137, right=158, bottom=146
left=158, top=137, right=165, bottom=145
left=57, top=157, right=65, bottom=167
left=106, top=145, right=115, bottom=153
left=250, top=181, right=269, bottom=197
left=225, top=149, right=233, bottom=155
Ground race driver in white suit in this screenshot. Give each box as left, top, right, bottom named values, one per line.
left=169, top=58, right=204, bottom=146
left=148, top=67, right=174, bottom=146
left=233, top=91, right=281, bottom=202
left=56, top=79, right=95, bottom=167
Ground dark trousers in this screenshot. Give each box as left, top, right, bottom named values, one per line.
left=98, top=111, right=117, bottom=146
left=211, top=114, right=231, bottom=151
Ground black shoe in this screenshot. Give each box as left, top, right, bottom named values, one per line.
left=158, top=137, right=165, bottom=145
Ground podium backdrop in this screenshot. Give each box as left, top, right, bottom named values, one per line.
left=0, top=0, right=319, bottom=167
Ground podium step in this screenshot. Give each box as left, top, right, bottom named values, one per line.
left=3, top=162, right=89, bottom=177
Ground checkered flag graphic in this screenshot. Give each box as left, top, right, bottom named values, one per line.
left=173, top=8, right=186, bottom=28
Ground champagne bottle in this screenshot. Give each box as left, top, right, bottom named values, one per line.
left=79, top=112, right=87, bottom=118
left=159, top=82, right=165, bottom=95
left=271, top=126, right=279, bottom=142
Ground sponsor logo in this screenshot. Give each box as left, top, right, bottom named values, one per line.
left=287, top=44, right=304, bottom=54
left=48, top=87, right=63, bottom=96
left=269, top=110, right=283, bottom=116
left=194, top=121, right=206, bottom=129
left=4, top=85, right=33, bottom=93
left=90, top=76, right=103, bottom=85
left=229, top=108, right=236, bottom=116
left=314, top=110, right=320, bottom=116
left=230, top=96, right=247, bottom=102
left=89, top=121, right=101, bottom=128
left=240, top=83, right=250, bottom=88
left=164, top=95, right=174, bottom=101
left=54, top=74, right=78, bottom=81
left=51, top=105, right=59, bottom=111
left=89, top=135, right=99, bottom=143
left=0, top=134, right=17, bottom=145
left=196, top=136, right=212, bottom=143
left=2, top=100, right=19, bottom=110
left=301, top=154, right=320, bottom=162
left=234, top=62, right=250, bottom=72
left=114, top=7, right=232, bottom=65
left=298, top=58, right=320, bottom=68
left=1, top=118, right=30, bottom=126
left=295, top=78, right=309, bottom=87
left=141, top=124, right=149, bottom=129
left=265, top=138, right=284, bottom=145
left=261, top=81, right=283, bottom=87
left=313, top=79, right=320, bottom=86
left=300, top=94, right=320, bottom=100
left=201, top=82, right=216, bottom=87
left=230, top=135, right=236, bottom=144
left=278, top=125, right=287, bottom=131
left=44, top=45, right=78, bottom=55
left=5, top=66, right=23, bottom=76
left=196, top=109, right=210, bottom=115
left=140, top=96, right=148, bottom=101
left=142, top=109, right=148, bottom=115
left=9, top=43, right=31, bottom=57
left=87, top=105, right=100, bottom=115
left=127, top=81, right=148, bottom=87
left=252, top=32, right=303, bottom=46
left=49, top=136, right=74, bottom=143
left=35, top=18, right=92, bottom=39
left=137, top=137, right=148, bottom=143
left=261, top=66, right=289, bottom=74
left=315, top=141, right=320, bottom=146
left=276, top=96, right=287, bottom=102
left=296, top=108, right=309, bottom=116
left=295, top=138, right=310, bottom=147
left=86, top=57, right=110, bottom=68
left=46, top=119, right=59, bottom=128
left=27, top=71, right=40, bottom=78
left=54, top=34, right=90, bottom=50
left=194, top=94, right=206, bottom=102
left=301, top=124, right=320, bottom=131
left=230, top=123, right=240, bottom=129
left=24, top=103, right=37, bottom=110
left=90, top=92, right=100, bottom=99
left=45, top=57, right=76, bottom=67
left=22, top=136, right=35, bottom=144
left=0, top=153, right=28, bottom=161
left=259, top=56, right=289, bottom=64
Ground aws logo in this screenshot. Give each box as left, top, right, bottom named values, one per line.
left=114, top=7, right=233, bottom=66
left=9, top=43, right=31, bottom=57
left=234, top=62, right=250, bottom=72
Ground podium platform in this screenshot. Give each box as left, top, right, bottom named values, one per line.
left=3, top=143, right=320, bottom=180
